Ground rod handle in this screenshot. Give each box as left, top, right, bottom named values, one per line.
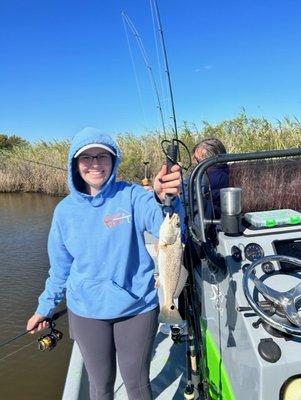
left=164, top=143, right=178, bottom=209
left=166, top=143, right=178, bottom=173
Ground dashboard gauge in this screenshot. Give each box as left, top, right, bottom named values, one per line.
left=261, top=261, right=275, bottom=274
left=244, top=243, right=264, bottom=262
left=231, top=246, right=242, bottom=262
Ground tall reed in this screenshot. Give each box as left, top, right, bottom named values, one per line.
left=1, top=113, right=300, bottom=196
left=0, top=141, right=69, bottom=196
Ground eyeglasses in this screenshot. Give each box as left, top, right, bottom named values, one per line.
left=77, top=153, right=112, bottom=167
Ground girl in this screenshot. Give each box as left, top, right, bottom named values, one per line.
left=27, top=127, right=183, bottom=400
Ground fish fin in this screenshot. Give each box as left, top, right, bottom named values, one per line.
left=155, top=276, right=161, bottom=288
left=173, top=266, right=188, bottom=299
left=158, top=304, right=183, bottom=325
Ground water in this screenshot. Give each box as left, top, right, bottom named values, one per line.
left=0, top=193, right=73, bottom=400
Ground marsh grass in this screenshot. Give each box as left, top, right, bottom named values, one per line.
left=1, top=113, right=301, bottom=196
left=0, top=141, right=69, bottom=196
left=230, top=159, right=301, bottom=212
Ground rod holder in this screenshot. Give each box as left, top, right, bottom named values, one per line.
left=220, top=187, right=243, bottom=235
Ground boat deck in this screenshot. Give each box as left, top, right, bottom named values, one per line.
left=64, top=328, right=187, bottom=399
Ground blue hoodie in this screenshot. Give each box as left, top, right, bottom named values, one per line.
left=36, top=127, right=182, bottom=319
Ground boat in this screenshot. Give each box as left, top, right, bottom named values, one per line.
left=188, top=147, right=301, bottom=400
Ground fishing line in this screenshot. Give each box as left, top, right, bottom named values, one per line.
left=122, top=11, right=167, bottom=137
left=0, top=340, right=36, bottom=363
left=114, top=382, right=125, bottom=395
left=23, top=159, right=67, bottom=171
left=151, top=0, right=193, bottom=220
left=149, top=0, right=169, bottom=131
left=122, top=12, right=149, bottom=131
left=149, top=0, right=191, bottom=216
left=151, top=0, right=179, bottom=143
left=1, top=156, right=67, bottom=173
left=0, top=330, right=31, bottom=349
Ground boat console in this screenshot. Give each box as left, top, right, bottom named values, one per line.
left=188, top=148, right=301, bottom=400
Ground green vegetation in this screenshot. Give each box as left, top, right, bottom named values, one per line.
left=0, top=133, right=28, bottom=150
left=0, top=113, right=301, bottom=196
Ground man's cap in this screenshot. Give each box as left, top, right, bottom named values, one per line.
left=74, top=143, right=116, bottom=158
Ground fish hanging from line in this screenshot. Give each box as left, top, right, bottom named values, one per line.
left=157, top=212, right=188, bottom=324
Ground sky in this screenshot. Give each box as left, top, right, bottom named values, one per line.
left=0, top=0, right=301, bottom=142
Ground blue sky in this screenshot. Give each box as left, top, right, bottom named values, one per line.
left=0, top=0, right=300, bottom=142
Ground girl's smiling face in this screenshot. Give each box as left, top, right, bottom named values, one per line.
left=77, top=147, right=113, bottom=195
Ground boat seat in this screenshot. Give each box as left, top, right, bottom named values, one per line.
left=228, top=158, right=301, bottom=213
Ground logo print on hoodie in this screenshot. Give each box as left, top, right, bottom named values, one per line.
left=104, top=208, right=132, bottom=228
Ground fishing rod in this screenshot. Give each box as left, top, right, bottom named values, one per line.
left=123, top=2, right=205, bottom=397
left=122, top=2, right=198, bottom=394
left=150, top=1, right=211, bottom=398
left=150, top=0, right=180, bottom=215
left=122, top=5, right=191, bottom=201
left=151, top=0, right=179, bottom=142
left=0, top=308, right=67, bottom=352
left=150, top=0, right=192, bottom=211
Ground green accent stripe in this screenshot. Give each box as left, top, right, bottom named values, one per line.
left=202, top=322, right=236, bottom=400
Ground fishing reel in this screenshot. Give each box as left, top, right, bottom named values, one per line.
left=37, top=321, right=63, bottom=351
left=170, top=325, right=187, bottom=344
left=171, top=325, right=182, bottom=343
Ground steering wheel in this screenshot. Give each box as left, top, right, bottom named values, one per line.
left=243, top=255, right=301, bottom=336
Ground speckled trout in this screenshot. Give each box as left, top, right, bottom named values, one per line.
left=157, top=212, right=188, bottom=324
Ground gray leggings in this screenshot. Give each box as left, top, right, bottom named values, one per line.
left=68, top=307, right=159, bottom=400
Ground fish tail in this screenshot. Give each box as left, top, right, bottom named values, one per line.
left=158, top=304, right=183, bottom=325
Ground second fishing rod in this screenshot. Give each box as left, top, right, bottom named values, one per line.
left=149, top=1, right=211, bottom=398
left=0, top=308, right=67, bottom=355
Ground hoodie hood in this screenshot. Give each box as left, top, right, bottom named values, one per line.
left=68, top=127, right=121, bottom=206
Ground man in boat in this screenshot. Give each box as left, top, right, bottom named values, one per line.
left=187, top=137, right=229, bottom=220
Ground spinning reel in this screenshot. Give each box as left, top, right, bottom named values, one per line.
left=37, top=320, right=63, bottom=351
left=243, top=255, right=301, bottom=336
left=170, top=325, right=185, bottom=344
